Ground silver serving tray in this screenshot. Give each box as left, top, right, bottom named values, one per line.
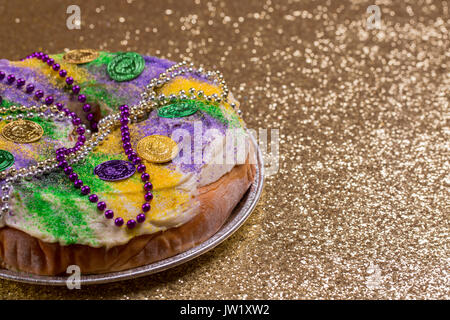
left=0, top=134, right=264, bottom=285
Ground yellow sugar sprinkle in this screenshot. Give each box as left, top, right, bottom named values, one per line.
left=159, top=77, right=244, bottom=125
left=95, top=128, right=123, bottom=154
left=159, top=77, right=222, bottom=97
left=98, top=177, right=143, bottom=220
left=13, top=56, right=92, bottom=87
left=95, top=125, right=185, bottom=190
left=147, top=188, right=192, bottom=220
left=92, top=121, right=193, bottom=231
left=143, top=162, right=184, bottom=189
left=96, top=165, right=192, bottom=232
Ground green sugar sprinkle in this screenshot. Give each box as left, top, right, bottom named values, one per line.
left=0, top=97, right=15, bottom=108
left=11, top=150, right=137, bottom=245
left=14, top=173, right=96, bottom=245
left=81, top=83, right=124, bottom=109
left=29, top=117, right=58, bottom=139
left=83, top=51, right=118, bottom=67
left=49, top=53, right=64, bottom=60
left=197, top=102, right=229, bottom=124
left=228, top=112, right=243, bottom=129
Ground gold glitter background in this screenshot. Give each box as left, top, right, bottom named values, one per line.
left=0, top=0, right=448, bottom=299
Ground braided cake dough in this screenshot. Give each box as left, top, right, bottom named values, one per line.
left=0, top=52, right=255, bottom=275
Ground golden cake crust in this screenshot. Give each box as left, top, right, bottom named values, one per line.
left=0, top=156, right=256, bottom=276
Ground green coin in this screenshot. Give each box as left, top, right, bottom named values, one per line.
left=0, top=150, right=14, bottom=172
left=107, top=52, right=145, bottom=82
left=158, top=100, right=199, bottom=118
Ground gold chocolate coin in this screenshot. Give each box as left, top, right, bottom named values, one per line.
left=1, top=120, right=44, bottom=144
left=63, top=49, right=99, bottom=64
left=137, top=135, right=179, bottom=163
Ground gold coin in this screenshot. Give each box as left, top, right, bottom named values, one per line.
left=63, top=49, right=100, bottom=64
left=137, top=135, right=179, bottom=163
left=1, top=120, right=44, bottom=144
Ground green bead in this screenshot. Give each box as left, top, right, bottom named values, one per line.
left=107, top=52, right=145, bottom=82
left=158, top=100, right=199, bottom=118
left=0, top=150, right=14, bottom=172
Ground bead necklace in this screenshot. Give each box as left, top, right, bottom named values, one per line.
left=140, top=60, right=241, bottom=115
left=0, top=70, right=60, bottom=107
left=0, top=104, right=92, bottom=218
left=95, top=60, right=241, bottom=132
left=54, top=104, right=153, bottom=229
left=0, top=51, right=99, bottom=131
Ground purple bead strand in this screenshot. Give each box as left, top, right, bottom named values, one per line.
left=54, top=104, right=153, bottom=229
left=21, top=51, right=99, bottom=131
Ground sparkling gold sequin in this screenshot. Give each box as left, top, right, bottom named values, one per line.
left=1, top=120, right=43, bottom=143
left=137, top=135, right=179, bottom=163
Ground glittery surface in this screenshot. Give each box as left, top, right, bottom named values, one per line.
left=0, top=0, right=448, bottom=299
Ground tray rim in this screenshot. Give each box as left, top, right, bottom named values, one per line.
left=0, top=133, right=264, bottom=286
